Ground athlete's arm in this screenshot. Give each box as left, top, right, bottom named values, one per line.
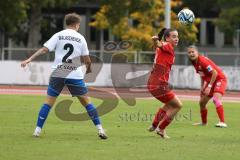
left=200, top=78, right=206, bottom=91
left=204, top=69, right=217, bottom=95
left=21, top=47, right=49, bottom=68
left=201, top=78, right=203, bottom=87
left=82, top=55, right=92, bottom=74
left=208, top=69, right=218, bottom=87
left=152, top=36, right=163, bottom=48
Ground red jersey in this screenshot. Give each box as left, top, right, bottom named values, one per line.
left=153, top=42, right=175, bottom=82
left=193, top=55, right=226, bottom=82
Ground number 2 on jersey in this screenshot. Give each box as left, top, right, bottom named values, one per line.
left=62, top=43, right=73, bottom=63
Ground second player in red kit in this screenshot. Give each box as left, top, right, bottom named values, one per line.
left=187, top=45, right=227, bottom=128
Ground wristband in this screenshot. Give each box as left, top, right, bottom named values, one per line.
left=207, top=84, right=212, bottom=88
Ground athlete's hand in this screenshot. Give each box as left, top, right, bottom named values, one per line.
left=152, top=36, right=159, bottom=41
left=200, top=81, right=207, bottom=93
left=21, top=59, right=31, bottom=68
left=204, top=87, right=211, bottom=96
left=86, top=68, right=92, bottom=74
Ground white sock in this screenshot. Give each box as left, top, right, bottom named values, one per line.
left=35, top=126, right=42, bottom=132
left=96, top=124, right=104, bottom=131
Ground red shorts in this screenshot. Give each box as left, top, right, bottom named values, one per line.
left=201, top=79, right=227, bottom=97
left=147, top=75, right=175, bottom=103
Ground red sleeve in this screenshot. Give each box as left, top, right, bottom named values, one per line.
left=199, top=56, right=213, bottom=73
left=161, top=42, right=174, bottom=54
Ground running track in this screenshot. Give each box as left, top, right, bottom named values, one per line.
left=0, top=86, right=239, bottom=103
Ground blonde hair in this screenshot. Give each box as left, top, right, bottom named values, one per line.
left=187, top=45, right=198, bottom=51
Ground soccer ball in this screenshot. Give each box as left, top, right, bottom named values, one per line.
left=178, top=8, right=195, bottom=25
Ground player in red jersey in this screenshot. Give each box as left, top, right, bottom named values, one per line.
left=147, top=28, right=183, bottom=138
left=187, top=45, right=227, bottom=128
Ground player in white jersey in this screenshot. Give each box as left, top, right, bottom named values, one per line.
left=21, top=13, right=107, bottom=139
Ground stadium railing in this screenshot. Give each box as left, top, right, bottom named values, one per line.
left=1, top=47, right=240, bottom=66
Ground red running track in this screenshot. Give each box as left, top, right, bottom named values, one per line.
left=0, top=85, right=239, bottom=103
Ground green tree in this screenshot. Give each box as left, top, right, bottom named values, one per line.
left=0, top=0, right=80, bottom=48
left=0, top=0, right=28, bottom=50
left=216, top=0, right=240, bottom=35
left=0, top=0, right=28, bottom=34
left=26, top=0, right=79, bottom=48
left=90, top=0, right=199, bottom=51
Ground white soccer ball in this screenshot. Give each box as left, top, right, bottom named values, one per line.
left=178, top=8, right=195, bottom=25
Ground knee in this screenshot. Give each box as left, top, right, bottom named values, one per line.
left=178, top=102, right=183, bottom=110
left=174, top=99, right=183, bottom=110
left=78, top=96, right=90, bottom=106
left=199, top=101, right=206, bottom=109
left=174, top=101, right=183, bottom=110
left=212, top=96, right=223, bottom=107
left=45, top=96, right=56, bottom=107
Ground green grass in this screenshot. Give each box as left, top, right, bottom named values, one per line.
left=0, top=94, right=239, bottom=160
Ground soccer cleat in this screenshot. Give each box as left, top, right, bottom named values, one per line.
left=192, top=122, right=207, bottom=126
left=148, top=125, right=156, bottom=132
left=33, top=127, right=42, bottom=137
left=156, top=129, right=170, bottom=139
left=98, top=129, right=108, bottom=140
left=215, top=122, right=227, bottom=128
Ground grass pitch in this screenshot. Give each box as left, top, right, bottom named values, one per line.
left=0, top=94, right=239, bottom=160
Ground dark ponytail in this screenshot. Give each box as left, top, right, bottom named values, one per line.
left=158, top=28, right=177, bottom=41
left=158, top=28, right=167, bottom=40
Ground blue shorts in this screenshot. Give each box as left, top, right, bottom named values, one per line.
left=47, top=77, right=88, bottom=97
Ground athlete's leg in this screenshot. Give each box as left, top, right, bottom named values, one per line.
left=213, top=93, right=227, bottom=127
left=33, top=95, right=58, bottom=137
left=44, top=95, right=57, bottom=106
left=147, top=77, right=169, bottom=130
left=212, top=79, right=227, bottom=127
left=149, top=104, right=170, bottom=131
left=77, top=95, right=101, bottom=127
left=33, top=77, right=63, bottom=137
left=166, top=96, right=183, bottom=118
left=38, top=95, right=57, bottom=127
left=77, top=94, right=90, bottom=106
left=77, top=95, right=107, bottom=139
left=152, top=104, right=170, bottom=127
left=195, top=95, right=211, bottom=125
left=66, top=78, right=107, bottom=139
left=157, top=96, right=183, bottom=138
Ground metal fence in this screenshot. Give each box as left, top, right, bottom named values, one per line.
left=1, top=47, right=240, bottom=66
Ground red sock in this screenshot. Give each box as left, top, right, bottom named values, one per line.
left=152, top=108, right=166, bottom=128
left=216, top=105, right=225, bottom=122
left=159, top=115, right=172, bottom=130
left=200, top=108, right=208, bottom=124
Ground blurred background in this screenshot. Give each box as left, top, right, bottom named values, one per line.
left=0, top=0, right=239, bottom=90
